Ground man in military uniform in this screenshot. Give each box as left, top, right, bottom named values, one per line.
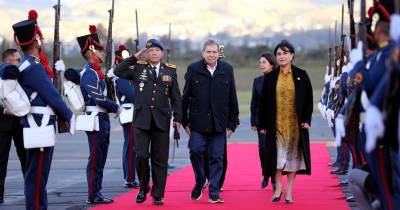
left=12, top=10, right=74, bottom=210
left=112, top=44, right=139, bottom=189
left=0, top=49, right=25, bottom=204
left=77, top=25, right=120, bottom=205
left=114, top=39, right=182, bottom=205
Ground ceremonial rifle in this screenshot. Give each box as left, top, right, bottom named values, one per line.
left=166, top=23, right=171, bottom=63
left=104, top=0, right=116, bottom=101
left=348, top=0, right=356, bottom=49
left=135, top=9, right=139, bottom=53
left=53, top=0, right=70, bottom=133
left=344, top=0, right=367, bottom=144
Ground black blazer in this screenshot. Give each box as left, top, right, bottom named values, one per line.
left=182, top=59, right=239, bottom=133
left=259, top=65, right=313, bottom=175
left=250, top=75, right=264, bottom=127
left=114, top=56, right=182, bottom=131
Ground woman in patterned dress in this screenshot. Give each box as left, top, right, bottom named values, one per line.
left=259, top=40, right=313, bottom=204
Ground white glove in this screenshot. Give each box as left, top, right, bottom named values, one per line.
left=365, top=106, right=385, bottom=153
left=326, top=109, right=335, bottom=127
left=106, top=68, right=115, bottom=78
left=321, top=105, right=327, bottom=119
left=390, top=14, right=400, bottom=42
left=69, top=115, right=75, bottom=135
left=324, top=74, right=331, bottom=84
left=55, top=60, right=66, bottom=72
left=345, top=62, right=354, bottom=73
left=335, top=115, right=345, bottom=146
left=114, top=107, right=122, bottom=119
left=349, top=41, right=363, bottom=65
left=318, top=102, right=326, bottom=119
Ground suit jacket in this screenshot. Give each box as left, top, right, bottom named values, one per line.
left=114, top=56, right=182, bottom=131
left=259, top=65, right=313, bottom=175
left=250, top=75, right=264, bottom=127
left=182, top=59, right=239, bottom=133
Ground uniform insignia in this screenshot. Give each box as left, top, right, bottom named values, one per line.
left=137, top=60, right=148, bottom=65
left=354, top=73, right=363, bottom=83
left=162, top=75, right=172, bottom=82
left=164, top=63, right=176, bottom=69
left=139, top=82, right=144, bottom=88
left=34, top=57, right=41, bottom=64
left=297, top=77, right=301, bottom=80
left=139, top=88, right=143, bottom=92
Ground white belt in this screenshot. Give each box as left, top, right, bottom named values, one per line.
left=360, top=113, right=366, bottom=124
left=30, top=106, right=55, bottom=115
left=121, top=103, right=134, bottom=109
left=86, top=106, right=106, bottom=113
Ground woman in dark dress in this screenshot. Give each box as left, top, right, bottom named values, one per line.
left=250, top=53, right=276, bottom=190
left=259, top=40, right=313, bottom=204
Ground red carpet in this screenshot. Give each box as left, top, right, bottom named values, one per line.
left=92, top=143, right=349, bottom=210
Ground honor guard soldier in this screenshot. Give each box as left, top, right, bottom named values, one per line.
left=114, top=39, right=182, bottom=205
left=12, top=10, right=74, bottom=210
left=76, top=25, right=120, bottom=205
left=110, top=44, right=139, bottom=188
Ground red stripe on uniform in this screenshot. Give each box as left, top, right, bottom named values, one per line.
left=35, top=150, right=44, bottom=210
left=350, top=144, right=359, bottom=166
left=342, top=143, right=348, bottom=170
left=89, top=134, right=97, bottom=198
left=128, top=124, right=134, bottom=182
left=377, top=148, right=393, bottom=210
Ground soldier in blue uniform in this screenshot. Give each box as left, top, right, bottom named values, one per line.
left=113, top=44, right=139, bottom=189
left=76, top=25, right=120, bottom=204
left=114, top=39, right=182, bottom=205
left=344, top=2, right=397, bottom=209
left=0, top=49, right=25, bottom=205
left=12, top=10, right=74, bottom=210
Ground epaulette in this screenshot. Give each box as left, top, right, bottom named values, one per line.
left=164, top=63, right=177, bottom=69
left=137, top=60, right=148, bottom=65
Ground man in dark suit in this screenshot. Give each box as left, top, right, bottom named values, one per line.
left=0, top=49, right=25, bottom=204
left=182, top=39, right=239, bottom=203
left=114, top=39, right=182, bottom=205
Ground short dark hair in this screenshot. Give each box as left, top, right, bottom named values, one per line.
left=260, top=52, right=276, bottom=67
left=202, top=39, right=219, bottom=52
left=274, top=40, right=295, bottom=56
left=2, top=48, right=18, bottom=62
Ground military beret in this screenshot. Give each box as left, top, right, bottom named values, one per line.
left=146, top=39, right=165, bottom=51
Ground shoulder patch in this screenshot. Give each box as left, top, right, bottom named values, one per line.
left=164, top=63, right=177, bottom=69
left=137, top=60, right=148, bottom=65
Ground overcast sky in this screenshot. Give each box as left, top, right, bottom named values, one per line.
left=0, top=0, right=368, bottom=43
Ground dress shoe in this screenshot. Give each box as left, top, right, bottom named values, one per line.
left=284, top=198, right=294, bottom=204
left=330, top=168, right=348, bottom=175
left=340, top=179, right=349, bottom=186
left=271, top=192, right=283, bottom=202
left=86, top=195, right=113, bottom=204
left=261, top=177, right=268, bottom=189
left=124, top=180, right=140, bottom=188
left=153, top=197, right=164, bottom=205
left=136, top=186, right=150, bottom=203
left=328, top=161, right=338, bottom=167
left=346, top=196, right=355, bottom=202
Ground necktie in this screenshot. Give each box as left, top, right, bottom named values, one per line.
left=152, top=66, right=157, bottom=81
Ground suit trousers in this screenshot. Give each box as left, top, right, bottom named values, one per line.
left=0, top=127, right=25, bottom=199
left=189, top=131, right=225, bottom=197
left=134, top=117, right=170, bottom=198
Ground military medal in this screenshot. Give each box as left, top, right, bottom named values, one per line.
left=139, top=82, right=144, bottom=92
